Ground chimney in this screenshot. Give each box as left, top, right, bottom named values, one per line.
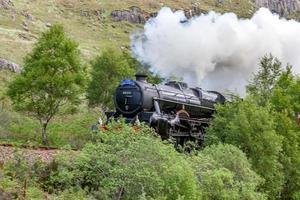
left=135, top=73, right=148, bottom=82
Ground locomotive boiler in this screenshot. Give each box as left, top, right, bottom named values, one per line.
left=106, top=74, right=227, bottom=144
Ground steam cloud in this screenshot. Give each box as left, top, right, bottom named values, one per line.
left=131, top=7, right=300, bottom=94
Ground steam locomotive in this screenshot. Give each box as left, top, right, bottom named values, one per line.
left=105, top=74, right=227, bottom=145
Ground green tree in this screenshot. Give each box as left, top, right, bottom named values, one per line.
left=190, top=144, right=266, bottom=200
left=270, top=68, right=300, bottom=199
left=246, top=55, right=300, bottom=199
left=247, top=54, right=282, bottom=106
left=7, top=24, right=86, bottom=145
left=86, top=49, right=135, bottom=109
left=87, top=49, right=162, bottom=109
left=206, top=99, right=283, bottom=198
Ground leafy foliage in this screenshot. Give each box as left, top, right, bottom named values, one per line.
left=206, top=99, right=284, bottom=198
left=247, top=54, right=282, bottom=106
left=86, top=49, right=162, bottom=109
left=7, top=24, right=86, bottom=145
left=190, top=144, right=266, bottom=200
left=86, top=49, right=135, bottom=109
left=47, top=122, right=199, bottom=199
left=269, top=68, right=300, bottom=199
left=208, top=55, right=300, bottom=199
left=0, top=122, right=278, bottom=199
left=248, top=55, right=300, bottom=199
left=0, top=151, right=46, bottom=200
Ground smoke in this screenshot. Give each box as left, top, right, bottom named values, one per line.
left=131, top=7, right=300, bottom=94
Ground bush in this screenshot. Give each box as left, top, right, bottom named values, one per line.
left=52, top=188, right=90, bottom=200
left=189, top=144, right=266, bottom=200
left=206, top=99, right=284, bottom=198
left=47, top=122, right=200, bottom=199
left=0, top=151, right=47, bottom=200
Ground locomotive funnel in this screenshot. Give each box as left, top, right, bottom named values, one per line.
left=135, top=73, right=148, bottom=82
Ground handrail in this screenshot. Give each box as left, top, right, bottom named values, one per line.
left=153, top=97, right=216, bottom=111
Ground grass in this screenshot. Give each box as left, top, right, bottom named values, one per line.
left=0, top=0, right=257, bottom=65
left=0, top=105, right=100, bottom=149
left=0, top=71, right=100, bottom=148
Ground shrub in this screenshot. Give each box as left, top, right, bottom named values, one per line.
left=189, top=144, right=266, bottom=200
left=47, top=122, right=200, bottom=199
left=0, top=150, right=47, bottom=200
left=206, top=99, right=284, bottom=198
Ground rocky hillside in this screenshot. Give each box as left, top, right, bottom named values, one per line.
left=255, top=0, right=300, bottom=17
left=0, top=0, right=299, bottom=66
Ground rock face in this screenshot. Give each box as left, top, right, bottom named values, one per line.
left=111, top=6, right=207, bottom=24
left=0, top=58, right=22, bottom=73
left=255, top=0, right=300, bottom=16
left=111, top=6, right=154, bottom=23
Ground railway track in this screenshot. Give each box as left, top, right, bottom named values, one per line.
left=0, top=143, right=76, bottom=164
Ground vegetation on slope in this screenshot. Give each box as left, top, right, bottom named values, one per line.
left=0, top=2, right=300, bottom=199
left=0, top=122, right=265, bottom=199
left=0, top=0, right=256, bottom=64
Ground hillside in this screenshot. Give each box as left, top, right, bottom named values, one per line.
left=0, top=1, right=300, bottom=199
left=2, top=0, right=300, bottom=66
left=0, top=0, right=255, bottom=65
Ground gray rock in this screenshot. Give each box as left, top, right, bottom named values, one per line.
left=21, top=10, right=35, bottom=21
left=111, top=6, right=149, bottom=23
left=80, top=9, right=104, bottom=22
left=80, top=10, right=90, bottom=17
left=184, top=6, right=206, bottom=19
left=22, top=20, right=28, bottom=27
left=111, top=6, right=206, bottom=24
left=0, top=0, right=14, bottom=10
left=46, top=23, right=52, bottom=27
left=23, top=25, right=29, bottom=32
left=0, top=58, right=22, bottom=73
left=255, top=0, right=300, bottom=16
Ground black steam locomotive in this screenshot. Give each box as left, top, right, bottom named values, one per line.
left=106, top=74, right=227, bottom=145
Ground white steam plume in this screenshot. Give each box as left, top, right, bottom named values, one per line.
left=131, top=7, right=300, bottom=94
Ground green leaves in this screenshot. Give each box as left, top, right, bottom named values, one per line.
left=86, top=49, right=162, bottom=109
left=190, top=144, right=266, bottom=200
left=247, top=54, right=282, bottom=106
left=7, top=24, right=86, bottom=144
left=86, top=49, right=135, bottom=109
left=208, top=55, right=300, bottom=199
left=47, top=123, right=200, bottom=199
left=207, top=100, right=284, bottom=198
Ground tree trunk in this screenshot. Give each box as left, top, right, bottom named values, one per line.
left=41, top=122, right=48, bottom=145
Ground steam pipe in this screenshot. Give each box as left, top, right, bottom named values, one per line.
left=154, top=100, right=161, bottom=114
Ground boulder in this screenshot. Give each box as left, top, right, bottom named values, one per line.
left=0, top=58, right=22, bottom=73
